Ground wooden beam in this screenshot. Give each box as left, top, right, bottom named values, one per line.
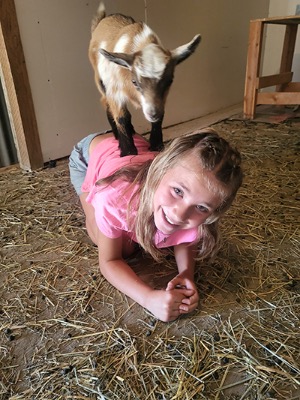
left=257, top=92, right=300, bottom=105
left=0, top=0, right=43, bottom=170
left=282, top=82, right=300, bottom=92
left=257, top=72, right=293, bottom=89
left=256, top=15, right=300, bottom=25
left=277, top=24, right=298, bottom=92
left=243, top=20, right=264, bottom=119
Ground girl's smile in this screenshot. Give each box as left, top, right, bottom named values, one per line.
left=153, top=153, right=222, bottom=234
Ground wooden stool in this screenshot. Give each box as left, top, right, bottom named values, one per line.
left=243, top=16, right=300, bottom=119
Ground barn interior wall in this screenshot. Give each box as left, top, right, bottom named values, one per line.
left=12, top=0, right=275, bottom=162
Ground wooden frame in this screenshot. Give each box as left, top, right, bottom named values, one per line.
left=243, top=16, right=300, bottom=119
left=0, top=0, right=43, bottom=170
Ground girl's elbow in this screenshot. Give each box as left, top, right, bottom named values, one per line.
left=98, top=259, right=109, bottom=276
left=85, top=220, right=98, bottom=245
left=98, top=258, right=118, bottom=278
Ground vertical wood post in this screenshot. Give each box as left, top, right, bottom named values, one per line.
left=243, top=20, right=264, bottom=119
left=0, top=0, right=43, bottom=170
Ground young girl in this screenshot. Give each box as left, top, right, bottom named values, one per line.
left=69, top=129, right=243, bottom=322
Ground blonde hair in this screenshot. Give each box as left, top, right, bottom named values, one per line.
left=97, top=128, right=243, bottom=262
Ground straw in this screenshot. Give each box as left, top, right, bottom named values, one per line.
left=0, top=118, right=299, bottom=399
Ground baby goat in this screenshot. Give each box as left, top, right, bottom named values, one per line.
left=89, top=2, right=201, bottom=156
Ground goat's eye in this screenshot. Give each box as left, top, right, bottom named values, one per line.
left=132, top=79, right=138, bottom=87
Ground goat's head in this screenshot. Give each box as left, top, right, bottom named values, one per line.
left=100, top=34, right=201, bottom=123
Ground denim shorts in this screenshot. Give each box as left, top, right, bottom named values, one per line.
left=69, top=132, right=101, bottom=195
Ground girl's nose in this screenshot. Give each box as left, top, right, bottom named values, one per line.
left=174, top=206, right=191, bottom=223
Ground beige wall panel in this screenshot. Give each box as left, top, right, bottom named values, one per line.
left=15, top=0, right=269, bottom=162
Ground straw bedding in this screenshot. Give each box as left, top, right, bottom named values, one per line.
left=0, top=118, right=299, bottom=399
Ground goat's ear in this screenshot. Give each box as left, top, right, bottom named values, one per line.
left=99, top=48, right=134, bottom=69
left=171, top=34, right=201, bottom=65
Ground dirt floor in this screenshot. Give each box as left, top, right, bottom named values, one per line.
left=0, top=116, right=299, bottom=399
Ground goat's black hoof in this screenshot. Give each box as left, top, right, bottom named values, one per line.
left=149, top=143, right=164, bottom=152
left=120, top=147, right=138, bottom=157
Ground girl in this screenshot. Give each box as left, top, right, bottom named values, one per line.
left=69, top=129, right=243, bottom=322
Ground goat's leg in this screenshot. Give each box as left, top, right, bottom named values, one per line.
left=149, top=118, right=164, bottom=152
left=106, top=106, right=119, bottom=139
left=115, top=107, right=137, bottom=157
left=105, top=101, right=137, bottom=156
left=106, top=96, right=137, bottom=156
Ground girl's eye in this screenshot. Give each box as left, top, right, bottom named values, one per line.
left=196, top=205, right=209, bottom=213
left=173, top=187, right=183, bottom=197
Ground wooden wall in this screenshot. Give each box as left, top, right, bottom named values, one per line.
left=1, top=0, right=271, bottom=169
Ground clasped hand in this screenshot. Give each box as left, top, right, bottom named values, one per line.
left=145, top=273, right=199, bottom=322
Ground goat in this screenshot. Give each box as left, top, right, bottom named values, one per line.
left=89, top=2, right=201, bottom=156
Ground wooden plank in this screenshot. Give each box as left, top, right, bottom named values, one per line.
left=257, top=92, right=300, bottom=105
left=252, top=16, right=300, bottom=24
left=282, top=82, right=300, bottom=92
left=280, top=25, right=298, bottom=72
left=0, top=0, right=43, bottom=170
left=257, top=72, right=293, bottom=89
left=277, top=24, right=298, bottom=92
left=0, top=24, right=31, bottom=169
left=265, top=17, right=300, bottom=25
left=243, top=20, right=264, bottom=119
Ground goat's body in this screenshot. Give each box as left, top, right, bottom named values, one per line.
left=89, top=2, right=201, bottom=156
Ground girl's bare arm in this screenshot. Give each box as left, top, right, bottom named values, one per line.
left=80, top=192, right=196, bottom=321
left=166, top=243, right=199, bottom=313
left=96, top=230, right=194, bottom=322
left=173, top=243, right=197, bottom=279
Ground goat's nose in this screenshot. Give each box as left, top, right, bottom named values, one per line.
left=149, top=111, right=161, bottom=122
left=151, top=110, right=159, bottom=118
left=143, top=104, right=162, bottom=122
left=148, top=110, right=157, bottom=119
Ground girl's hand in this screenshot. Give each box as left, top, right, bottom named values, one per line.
left=166, top=273, right=199, bottom=315
left=144, top=288, right=195, bottom=322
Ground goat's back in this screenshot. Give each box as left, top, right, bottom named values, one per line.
left=90, top=12, right=163, bottom=56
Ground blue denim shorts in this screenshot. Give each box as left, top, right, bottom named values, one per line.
left=69, top=133, right=101, bottom=195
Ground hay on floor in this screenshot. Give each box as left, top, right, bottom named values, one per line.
left=0, top=119, right=299, bottom=399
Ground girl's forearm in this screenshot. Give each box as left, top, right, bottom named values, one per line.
left=100, top=258, right=196, bottom=322
left=174, top=244, right=197, bottom=279
left=99, top=258, right=153, bottom=308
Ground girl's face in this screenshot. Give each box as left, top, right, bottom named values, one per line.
left=153, top=153, right=223, bottom=234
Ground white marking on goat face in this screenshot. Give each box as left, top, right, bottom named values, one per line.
left=133, top=24, right=161, bottom=49
left=135, top=44, right=169, bottom=79
left=132, top=47, right=174, bottom=122
left=114, top=35, right=130, bottom=52
left=140, top=94, right=161, bottom=122
left=138, top=66, right=174, bottom=123
left=140, top=81, right=170, bottom=122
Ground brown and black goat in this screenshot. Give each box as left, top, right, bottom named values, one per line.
left=89, top=2, right=201, bottom=156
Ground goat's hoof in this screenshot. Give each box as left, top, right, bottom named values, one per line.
left=120, top=148, right=138, bottom=157
left=149, top=143, right=164, bottom=152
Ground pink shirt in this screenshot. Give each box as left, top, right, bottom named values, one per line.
left=83, top=135, right=199, bottom=248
